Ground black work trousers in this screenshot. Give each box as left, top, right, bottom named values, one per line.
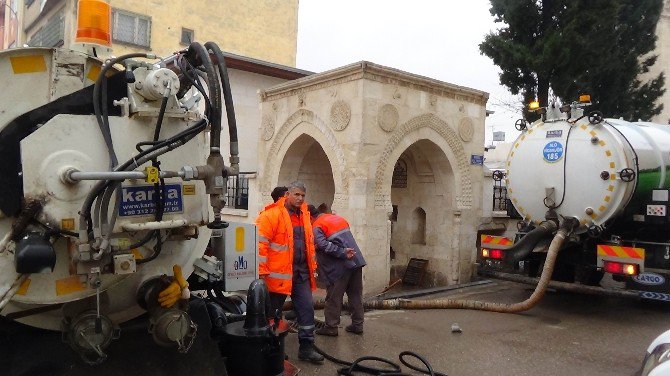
left=323, top=267, right=364, bottom=331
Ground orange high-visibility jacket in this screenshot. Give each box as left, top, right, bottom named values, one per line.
left=255, top=197, right=317, bottom=295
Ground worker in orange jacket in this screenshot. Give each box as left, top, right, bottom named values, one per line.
left=255, top=181, right=323, bottom=363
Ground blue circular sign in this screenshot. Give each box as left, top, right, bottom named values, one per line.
left=543, top=141, right=564, bottom=163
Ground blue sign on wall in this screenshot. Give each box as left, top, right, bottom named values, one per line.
left=471, top=155, right=484, bottom=165
left=542, top=141, right=564, bottom=163
left=119, top=184, right=183, bottom=217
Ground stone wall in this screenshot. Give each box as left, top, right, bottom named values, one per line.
left=257, top=62, right=488, bottom=294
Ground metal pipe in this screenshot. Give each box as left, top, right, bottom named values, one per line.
left=122, top=219, right=187, bottom=232
left=68, top=170, right=183, bottom=182
left=477, top=269, right=640, bottom=299
left=0, top=274, right=28, bottom=312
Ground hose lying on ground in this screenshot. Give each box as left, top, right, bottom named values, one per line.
left=313, top=343, right=447, bottom=376
left=287, top=218, right=577, bottom=314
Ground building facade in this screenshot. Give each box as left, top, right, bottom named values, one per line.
left=251, top=62, right=488, bottom=293
left=650, top=0, right=670, bottom=124
left=1, top=0, right=21, bottom=49
left=21, top=0, right=299, bottom=66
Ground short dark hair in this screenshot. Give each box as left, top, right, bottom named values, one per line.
left=271, top=186, right=288, bottom=202
left=307, top=204, right=320, bottom=217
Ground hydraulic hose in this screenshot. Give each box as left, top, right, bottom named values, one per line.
left=362, top=218, right=577, bottom=313
left=186, top=42, right=221, bottom=150
left=204, top=42, right=239, bottom=173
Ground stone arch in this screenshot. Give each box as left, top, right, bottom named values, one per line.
left=263, top=109, right=349, bottom=208
left=374, top=113, right=471, bottom=209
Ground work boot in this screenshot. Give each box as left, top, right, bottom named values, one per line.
left=298, top=342, right=324, bottom=363
left=315, top=326, right=338, bottom=337
left=345, top=325, right=363, bottom=335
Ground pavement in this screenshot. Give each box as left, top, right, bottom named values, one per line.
left=1, top=279, right=668, bottom=376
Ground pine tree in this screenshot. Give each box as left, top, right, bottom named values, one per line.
left=480, top=0, right=665, bottom=121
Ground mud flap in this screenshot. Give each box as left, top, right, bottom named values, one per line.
left=626, top=271, right=670, bottom=302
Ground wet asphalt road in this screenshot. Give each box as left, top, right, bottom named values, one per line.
left=292, top=280, right=668, bottom=376
left=1, top=279, right=668, bottom=376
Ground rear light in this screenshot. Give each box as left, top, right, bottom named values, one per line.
left=603, top=261, right=639, bottom=276
left=481, top=248, right=504, bottom=260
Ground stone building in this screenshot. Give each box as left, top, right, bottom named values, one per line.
left=650, top=0, right=670, bottom=124
left=252, top=62, right=488, bottom=293
left=20, top=0, right=299, bottom=66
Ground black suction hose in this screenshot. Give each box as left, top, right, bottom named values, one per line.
left=502, top=221, right=557, bottom=264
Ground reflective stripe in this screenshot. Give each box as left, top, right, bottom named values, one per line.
left=268, top=272, right=292, bottom=280
left=299, top=325, right=315, bottom=330
left=258, top=256, right=267, bottom=263
left=259, top=235, right=270, bottom=243
left=327, top=228, right=351, bottom=241
left=270, top=242, right=289, bottom=251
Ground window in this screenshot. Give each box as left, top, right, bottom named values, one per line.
left=225, top=173, right=252, bottom=210
left=180, top=28, right=194, bottom=45
left=112, top=9, right=151, bottom=47
left=27, top=10, right=64, bottom=47
left=392, top=159, right=407, bottom=188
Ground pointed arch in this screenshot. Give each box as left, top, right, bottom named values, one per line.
left=374, top=113, right=472, bottom=210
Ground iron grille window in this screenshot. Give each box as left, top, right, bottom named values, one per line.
left=225, top=173, right=252, bottom=210
left=392, top=159, right=408, bottom=188
left=493, top=186, right=508, bottom=212
left=492, top=170, right=508, bottom=212
left=180, top=28, right=194, bottom=45
left=27, top=10, right=64, bottom=47
left=112, top=9, right=150, bottom=47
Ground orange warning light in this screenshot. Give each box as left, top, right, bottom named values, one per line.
left=75, top=0, right=112, bottom=49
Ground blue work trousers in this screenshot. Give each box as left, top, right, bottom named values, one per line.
left=269, top=276, right=315, bottom=344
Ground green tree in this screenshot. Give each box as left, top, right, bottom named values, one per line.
left=480, top=0, right=665, bottom=121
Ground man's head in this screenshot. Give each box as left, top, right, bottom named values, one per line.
left=270, top=186, right=288, bottom=202
left=307, top=204, right=321, bottom=222
left=285, top=181, right=306, bottom=210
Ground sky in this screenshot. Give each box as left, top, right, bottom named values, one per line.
left=296, top=0, right=522, bottom=146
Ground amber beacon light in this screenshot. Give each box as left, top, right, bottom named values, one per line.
left=75, top=0, right=112, bottom=52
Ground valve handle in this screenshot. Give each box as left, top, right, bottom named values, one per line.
left=588, top=111, right=604, bottom=125
left=514, top=119, right=527, bottom=131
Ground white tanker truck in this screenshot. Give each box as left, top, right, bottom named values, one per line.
left=480, top=98, right=670, bottom=302
left=0, top=41, right=286, bottom=373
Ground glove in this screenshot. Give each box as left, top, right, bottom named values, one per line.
left=158, top=264, right=190, bottom=308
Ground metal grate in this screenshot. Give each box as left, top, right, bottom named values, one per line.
left=402, top=258, right=429, bottom=286
left=27, top=10, right=64, bottom=47
left=493, top=186, right=508, bottom=211
left=225, top=173, right=252, bottom=210
left=492, top=170, right=508, bottom=212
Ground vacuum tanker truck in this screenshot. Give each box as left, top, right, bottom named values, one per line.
left=479, top=98, right=670, bottom=302
left=0, top=33, right=290, bottom=372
